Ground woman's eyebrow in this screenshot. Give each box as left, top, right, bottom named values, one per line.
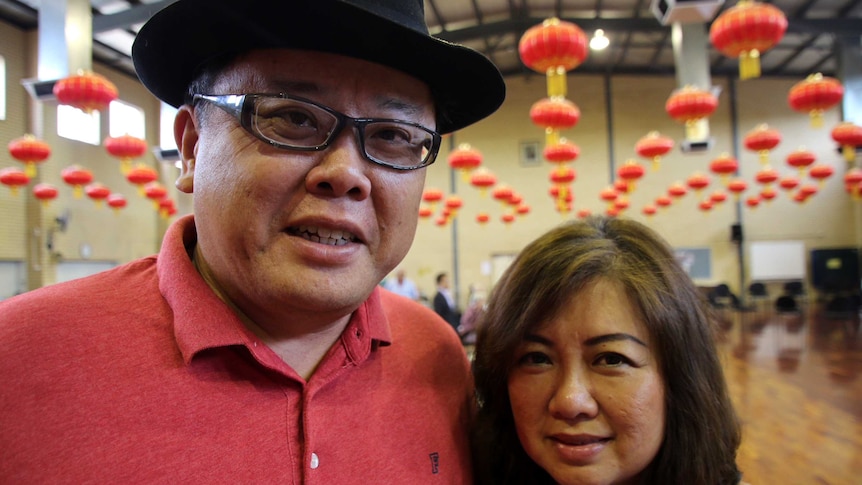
left=584, top=333, right=647, bottom=347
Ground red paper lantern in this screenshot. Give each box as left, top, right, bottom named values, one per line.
left=709, top=0, right=787, bottom=80
left=617, top=160, right=645, bottom=191
left=613, top=179, right=630, bottom=194
left=519, top=18, right=588, bottom=97
left=418, top=206, right=433, bottom=219
left=422, top=188, right=444, bottom=209
left=0, top=167, right=30, bottom=195
left=831, top=122, right=862, bottom=164
left=708, top=154, right=738, bottom=184
left=710, top=191, right=728, bottom=204
left=107, top=193, right=127, bottom=213
left=844, top=168, right=862, bottom=198
left=786, top=148, right=816, bottom=175
left=728, top=179, right=748, bottom=199
left=32, top=183, right=59, bottom=206
left=53, top=71, right=118, bottom=113
left=666, top=86, right=719, bottom=140
left=435, top=216, right=448, bottom=227
left=642, top=205, right=657, bottom=217
left=743, top=124, right=781, bottom=165
left=606, top=207, right=620, bottom=217
left=779, top=176, right=800, bottom=192
left=550, top=166, right=576, bottom=185
left=686, top=173, right=711, bottom=193
left=469, top=167, right=496, bottom=196
left=788, top=73, right=844, bottom=128
left=61, top=165, right=94, bottom=198
left=543, top=139, right=580, bottom=164
left=126, top=164, right=159, bottom=196
left=444, top=195, right=463, bottom=217
left=492, top=185, right=514, bottom=205
left=476, top=212, right=490, bottom=224
left=577, top=208, right=592, bottom=219
left=144, top=182, right=168, bottom=209
left=8, top=135, right=51, bottom=177
left=798, top=184, right=819, bottom=200
left=613, top=197, right=630, bottom=211
left=760, top=187, right=777, bottom=202
left=501, top=213, right=516, bottom=225
left=105, top=135, right=148, bottom=174
left=668, top=182, right=688, bottom=199
left=755, top=167, right=779, bottom=187
left=809, top=164, right=834, bottom=186
left=599, top=187, right=619, bottom=204
left=746, top=196, right=761, bottom=208
left=655, top=195, right=673, bottom=208
left=635, top=131, right=674, bottom=171
left=699, top=200, right=714, bottom=212
left=158, top=197, right=177, bottom=219
left=530, top=98, right=581, bottom=146
left=516, top=203, right=531, bottom=216
left=85, top=183, right=111, bottom=207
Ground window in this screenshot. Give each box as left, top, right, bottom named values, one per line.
left=57, top=105, right=100, bottom=145
left=109, top=100, right=145, bottom=138
left=159, top=102, right=178, bottom=150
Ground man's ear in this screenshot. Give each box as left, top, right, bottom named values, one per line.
left=174, top=106, right=198, bottom=194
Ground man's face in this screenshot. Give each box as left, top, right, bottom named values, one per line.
left=176, top=49, right=433, bottom=326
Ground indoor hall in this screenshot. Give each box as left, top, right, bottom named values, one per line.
left=1, top=0, right=861, bottom=483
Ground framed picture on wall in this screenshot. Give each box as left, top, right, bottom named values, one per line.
left=519, top=140, right=541, bottom=167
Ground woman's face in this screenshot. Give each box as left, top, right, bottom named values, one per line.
left=508, top=278, right=666, bottom=485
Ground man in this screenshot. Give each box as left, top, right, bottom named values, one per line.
left=434, top=272, right=461, bottom=333
left=383, top=268, right=420, bottom=301
left=0, top=0, right=504, bottom=482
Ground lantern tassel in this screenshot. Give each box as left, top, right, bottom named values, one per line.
left=758, top=151, right=770, bottom=165
left=651, top=156, right=660, bottom=172
left=842, top=145, right=857, bottom=164
left=810, top=110, right=824, bottom=129
left=25, top=162, right=37, bottom=178
left=73, top=186, right=84, bottom=199
left=546, top=67, right=567, bottom=98
left=545, top=128, right=560, bottom=147
left=739, top=50, right=761, bottom=80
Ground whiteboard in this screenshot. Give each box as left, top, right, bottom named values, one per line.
left=749, top=241, right=806, bottom=281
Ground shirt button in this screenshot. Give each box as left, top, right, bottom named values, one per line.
left=310, top=452, right=319, bottom=469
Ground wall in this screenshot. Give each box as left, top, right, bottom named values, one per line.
left=403, top=73, right=860, bottom=307
left=1, top=19, right=859, bottom=304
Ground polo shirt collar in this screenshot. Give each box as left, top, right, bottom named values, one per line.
left=157, top=215, right=392, bottom=367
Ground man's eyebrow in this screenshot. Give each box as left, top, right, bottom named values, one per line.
left=269, top=80, right=427, bottom=117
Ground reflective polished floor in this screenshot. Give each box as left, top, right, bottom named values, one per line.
left=715, top=299, right=862, bottom=485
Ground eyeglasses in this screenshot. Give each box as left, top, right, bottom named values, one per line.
left=192, top=93, right=441, bottom=171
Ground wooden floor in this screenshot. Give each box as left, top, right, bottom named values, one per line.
left=715, top=299, right=862, bottom=485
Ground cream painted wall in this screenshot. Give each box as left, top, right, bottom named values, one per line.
left=399, top=73, right=861, bottom=308
left=1, top=19, right=859, bottom=302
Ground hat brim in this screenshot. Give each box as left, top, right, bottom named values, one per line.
left=132, top=0, right=505, bottom=134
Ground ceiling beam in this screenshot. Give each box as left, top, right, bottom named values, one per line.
left=92, top=0, right=177, bottom=33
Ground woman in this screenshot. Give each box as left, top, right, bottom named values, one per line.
left=472, top=216, right=742, bottom=484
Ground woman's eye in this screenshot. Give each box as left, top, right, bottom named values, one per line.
left=517, top=351, right=551, bottom=366
left=595, top=353, right=632, bottom=367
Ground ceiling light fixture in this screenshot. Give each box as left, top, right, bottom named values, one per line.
left=590, top=29, right=610, bottom=51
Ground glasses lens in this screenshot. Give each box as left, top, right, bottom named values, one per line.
left=364, top=121, right=436, bottom=169
left=251, top=97, right=337, bottom=148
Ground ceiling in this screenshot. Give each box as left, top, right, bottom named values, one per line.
left=0, top=0, right=860, bottom=84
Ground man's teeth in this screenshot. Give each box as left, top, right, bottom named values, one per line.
left=296, top=225, right=356, bottom=246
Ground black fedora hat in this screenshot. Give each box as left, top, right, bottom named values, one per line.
left=132, top=0, right=505, bottom=134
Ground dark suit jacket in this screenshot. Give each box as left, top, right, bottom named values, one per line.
left=433, top=291, right=461, bottom=333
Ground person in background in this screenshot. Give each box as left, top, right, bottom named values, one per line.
left=472, top=216, right=742, bottom=485
left=458, top=286, right=486, bottom=345
left=384, top=268, right=420, bottom=301
left=434, top=271, right=461, bottom=333
left=0, top=0, right=505, bottom=482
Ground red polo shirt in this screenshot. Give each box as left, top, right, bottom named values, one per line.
left=0, top=215, right=473, bottom=483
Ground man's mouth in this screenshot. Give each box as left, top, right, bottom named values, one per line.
left=289, top=225, right=359, bottom=246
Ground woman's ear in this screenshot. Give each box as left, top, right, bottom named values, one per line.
left=174, top=106, right=198, bottom=194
